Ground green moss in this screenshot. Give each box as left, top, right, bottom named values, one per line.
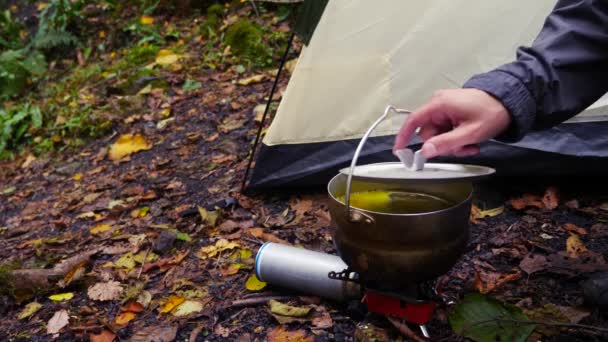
left=224, top=19, right=270, bottom=66
left=126, top=44, right=160, bottom=66
left=0, top=265, right=15, bottom=296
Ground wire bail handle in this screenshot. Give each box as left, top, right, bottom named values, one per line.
left=345, top=105, right=422, bottom=222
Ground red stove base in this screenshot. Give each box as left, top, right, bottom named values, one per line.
left=363, top=289, right=437, bottom=325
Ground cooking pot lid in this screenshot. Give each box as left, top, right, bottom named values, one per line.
left=339, top=162, right=495, bottom=182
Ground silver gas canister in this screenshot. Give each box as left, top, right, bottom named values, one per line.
left=255, top=242, right=361, bottom=301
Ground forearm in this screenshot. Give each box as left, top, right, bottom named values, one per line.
left=464, top=0, right=608, bottom=141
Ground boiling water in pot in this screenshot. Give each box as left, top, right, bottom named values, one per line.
left=338, top=190, right=453, bottom=214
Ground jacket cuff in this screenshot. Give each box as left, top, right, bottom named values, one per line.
left=463, top=70, right=537, bottom=142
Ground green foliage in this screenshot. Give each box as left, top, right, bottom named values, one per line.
left=182, top=79, right=202, bottom=92
left=0, top=0, right=83, bottom=100
left=0, top=103, right=43, bottom=158
left=449, top=293, right=536, bottom=342
left=0, top=10, right=23, bottom=49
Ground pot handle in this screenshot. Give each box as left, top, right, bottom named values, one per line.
left=345, top=105, right=413, bottom=223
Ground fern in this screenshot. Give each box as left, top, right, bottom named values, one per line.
left=31, top=29, right=78, bottom=50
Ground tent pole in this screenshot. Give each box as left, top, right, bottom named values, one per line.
left=241, top=30, right=296, bottom=193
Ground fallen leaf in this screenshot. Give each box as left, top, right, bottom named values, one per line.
left=238, top=74, right=265, bottom=86
left=245, top=274, right=267, bottom=291
left=88, top=281, right=123, bottom=301
left=267, top=326, right=313, bottom=342
left=449, top=293, right=535, bottom=342
left=128, top=324, right=178, bottom=342
left=219, top=114, right=246, bottom=133
left=523, top=303, right=570, bottom=336
left=311, top=305, right=333, bottom=329
left=198, top=206, right=219, bottom=227
left=49, top=292, right=74, bottom=302
left=155, top=49, right=181, bottom=65
left=510, top=194, right=544, bottom=210
left=90, top=329, right=116, bottom=342
left=140, top=15, right=154, bottom=25
left=108, top=134, right=152, bottom=161
left=470, top=205, right=504, bottom=223
left=220, top=264, right=243, bottom=276
left=172, top=300, right=203, bottom=317
left=121, top=301, right=145, bottom=313
left=566, top=234, right=588, bottom=258
left=198, top=239, right=239, bottom=259
left=519, top=254, right=550, bottom=275
left=159, top=295, right=185, bottom=314
left=47, top=309, right=70, bottom=334
left=474, top=269, right=522, bottom=294
left=246, top=228, right=290, bottom=245
left=60, top=259, right=87, bottom=287
left=542, top=186, right=559, bottom=209
left=90, top=223, right=112, bottom=235
left=269, top=299, right=311, bottom=317
left=561, top=223, right=587, bottom=235
left=115, top=311, right=136, bottom=325
left=18, top=302, right=42, bottom=320
left=115, top=252, right=136, bottom=270
left=557, top=305, right=591, bottom=324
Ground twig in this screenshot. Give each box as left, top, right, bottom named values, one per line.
left=226, top=295, right=292, bottom=308
left=387, top=317, right=428, bottom=342
left=460, top=317, right=608, bottom=336
left=249, top=0, right=260, bottom=16
left=241, top=236, right=264, bottom=245
left=137, top=247, right=151, bottom=279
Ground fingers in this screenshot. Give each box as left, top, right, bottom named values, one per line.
left=451, top=144, right=480, bottom=157
left=393, top=101, right=442, bottom=153
left=421, top=124, right=478, bottom=158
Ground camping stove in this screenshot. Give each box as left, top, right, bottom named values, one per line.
left=328, top=268, right=439, bottom=338
left=255, top=242, right=447, bottom=338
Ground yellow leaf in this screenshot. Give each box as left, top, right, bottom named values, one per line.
left=90, top=223, right=112, bottom=235
left=160, top=108, right=171, bottom=117
left=99, top=31, right=106, bottom=39
left=49, top=292, right=74, bottom=302
left=160, top=295, right=185, bottom=314
left=269, top=299, right=311, bottom=317
left=237, top=74, right=265, bottom=86
left=220, top=263, right=242, bottom=276
left=115, top=252, right=136, bottom=270
left=245, top=274, right=267, bottom=291
left=198, top=206, right=219, bottom=227
left=131, top=207, right=149, bottom=218
left=567, top=234, right=589, bottom=258
left=18, top=302, right=42, bottom=320
left=37, top=2, right=47, bottom=11
left=115, top=311, right=136, bottom=325
left=133, top=250, right=158, bottom=264
left=172, top=300, right=203, bottom=317
left=198, top=239, right=239, bottom=259
left=155, top=49, right=181, bottom=65
left=470, top=205, right=505, bottom=223
left=73, top=173, right=83, bottom=181
left=140, top=15, right=154, bottom=25
left=108, top=134, right=152, bottom=161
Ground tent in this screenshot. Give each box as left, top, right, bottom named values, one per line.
left=246, top=0, right=608, bottom=190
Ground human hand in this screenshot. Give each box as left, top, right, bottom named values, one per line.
left=393, top=89, right=512, bottom=158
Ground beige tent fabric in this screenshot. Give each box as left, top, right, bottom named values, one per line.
left=264, top=0, right=608, bottom=146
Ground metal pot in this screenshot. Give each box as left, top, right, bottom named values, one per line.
left=327, top=174, right=472, bottom=288
left=326, top=105, right=493, bottom=289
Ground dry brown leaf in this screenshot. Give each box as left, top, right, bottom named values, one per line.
left=121, top=301, right=145, bottom=313
left=246, top=228, right=290, bottom=245
left=219, top=114, right=246, bottom=133
left=88, top=281, right=123, bottom=301
left=542, top=186, right=559, bottom=210
left=47, top=309, right=69, bottom=334
left=90, top=329, right=116, bottom=342
left=510, top=194, right=544, bottom=210
left=128, top=324, right=178, bottom=342
left=561, top=223, right=587, bottom=235
left=474, top=269, right=522, bottom=294
left=237, top=74, right=266, bottom=86
left=519, top=254, right=550, bottom=275
left=267, top=326, right=314, bottom=342
left=470, top=205, right=505, bottom=223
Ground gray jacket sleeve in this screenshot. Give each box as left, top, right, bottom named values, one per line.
left=463, top=0, right=608, bottom=142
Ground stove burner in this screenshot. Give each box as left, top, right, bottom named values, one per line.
left=329, top=268, right=441, bottom=338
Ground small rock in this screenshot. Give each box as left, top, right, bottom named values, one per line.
left=153, top=230, right=177, bottom=254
